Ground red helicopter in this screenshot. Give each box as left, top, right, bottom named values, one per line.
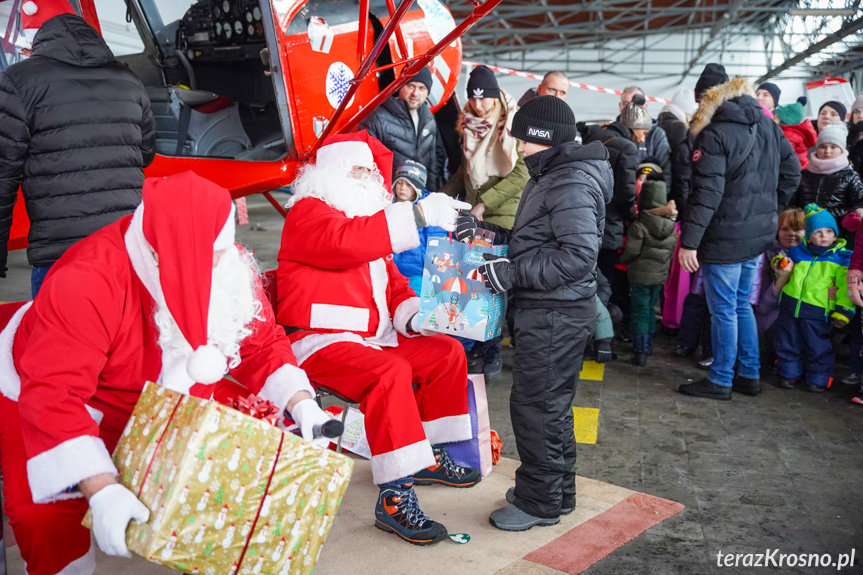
left=1, top=0, right=501, bottom=251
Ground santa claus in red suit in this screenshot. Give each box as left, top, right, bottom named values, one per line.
left=276, top=131, right=478, bottom=546
left=0, top=171, right=331, bottom=575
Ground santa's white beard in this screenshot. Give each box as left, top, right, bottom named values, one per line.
left=153, top=245, right=263, bottom=370
left=289, top=162, right=392, bottom=218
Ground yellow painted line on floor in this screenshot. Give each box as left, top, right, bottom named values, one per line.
left=580, top=360, right=604, bottom=381
left=573, top=406, right=600, bottom=444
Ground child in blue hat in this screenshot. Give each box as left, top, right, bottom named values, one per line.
left=773, top=204, right=855, bottom=392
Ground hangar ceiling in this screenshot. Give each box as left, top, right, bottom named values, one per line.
left=447, top=0, right=863, bottom=82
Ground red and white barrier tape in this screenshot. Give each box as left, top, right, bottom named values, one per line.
left=462, top=61, right=670, bottom=104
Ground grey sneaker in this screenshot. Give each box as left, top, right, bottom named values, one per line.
left=506, top=487, right=574, bottom=515
left=489, top=503, right=559, bottom=531
left=841, top=373, right=862, bottom=386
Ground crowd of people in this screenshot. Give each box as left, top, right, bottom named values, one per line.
left=2, top=2, right=863, bottom=573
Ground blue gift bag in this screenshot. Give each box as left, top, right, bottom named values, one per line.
left=417, top=235, right=507, bottom=342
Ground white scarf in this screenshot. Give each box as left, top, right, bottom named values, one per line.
left=461, top=90, right=519, bottom=189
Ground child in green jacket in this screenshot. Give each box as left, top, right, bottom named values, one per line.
left=618, top=172, right=678, bottom=366
left=774, top=204, right=855, bottom=392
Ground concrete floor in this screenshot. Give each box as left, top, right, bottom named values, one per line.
left=3, top=194, right=863, bottom=574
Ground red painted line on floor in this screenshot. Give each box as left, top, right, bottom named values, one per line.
left=524, top=493, right=685, bottom=574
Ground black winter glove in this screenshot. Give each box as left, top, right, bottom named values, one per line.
left=478, top=252, right=513, bottom=294
left=455, top=211, right=482, bottom=242
left=595, top=339, right=613, bottom=364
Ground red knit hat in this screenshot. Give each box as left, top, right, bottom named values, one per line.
left=21, top=0, right=75, bottom=36
left=142, top=172, right=236, bottom=384
left=316, top=130, right=394, bottom=191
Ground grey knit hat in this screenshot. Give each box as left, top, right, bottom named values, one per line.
left=621, top=93, right=652, bottom=130
left=394, top=160, right=427, bottom=194
left=816, top=122, right=848, bottom=152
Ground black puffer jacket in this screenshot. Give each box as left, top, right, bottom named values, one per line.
left=657, top=111, right=689, bottom=151
left=490, top=141, right=613, bottom=307
left=681, top=78, right=800, bottom=264
left=790, top=165, right=863, bottom=220
left=358, top=97, right=444, bottom=191
left=583, top=122, right=638, bottom=250
left=0, top=14, right=155, bottom=273
left=671, top=135, right=694, bottom=219
left=849, top=121, right=863, bottom=179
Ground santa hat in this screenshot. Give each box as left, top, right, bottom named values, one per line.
left=21, top=0, right=75, bottom=36
left=315, top=130, right=394, bottom=191
left=142, top=172, right=236, bottom=384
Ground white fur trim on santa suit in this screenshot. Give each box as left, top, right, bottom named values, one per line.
left=213, top=203, right=237, bottom=251
left=27, top=435, right=117, bottom=504
left=383, top=202, right=420, bottom=255
left=363, top=258, right=399, bottom=348
left=291, top=332, right=381, bottom=366
left=393, top=297, right=420, bottom=337
left=309, top=304, right=370, bottom=332
left=317, top=141, right=374, bottom=170
left=124, top=204, right=160, bottom=301
left=57, top=540, right=96, bottom=575
left=370, top=438, right=436, bottom=485
left=422, top=413, right=472, bottom=445
left=257, top=363, right=315, bottom=411
left=0, top=301, right=32, bottom=401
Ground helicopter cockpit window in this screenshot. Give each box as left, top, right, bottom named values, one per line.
left=92, top=0, right=146, bottom=57
left=128, top=0, right=286, bottom=162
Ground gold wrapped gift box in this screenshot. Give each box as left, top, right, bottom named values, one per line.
left=84, top=381, right=353, bottom=575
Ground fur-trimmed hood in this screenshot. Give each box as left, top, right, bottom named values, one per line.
left=690, top=77, right=757, bottom=137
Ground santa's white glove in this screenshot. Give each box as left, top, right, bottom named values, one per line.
left=409, top=313, right=437, bottom=337
left=418, top=193, right=472, bottom=231
left=291, top=399, right=333, bottom=448
left=89, top=483, right=150, bottom=557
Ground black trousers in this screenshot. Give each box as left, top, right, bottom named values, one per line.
left=510, top=303, right=594, bottom=518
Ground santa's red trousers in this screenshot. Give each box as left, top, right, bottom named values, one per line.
left=300, top=334, right=469, bottom=484
left=0, top=393, right=95, bottom=575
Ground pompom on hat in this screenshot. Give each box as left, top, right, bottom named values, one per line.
left=804, top=203, right=838, bottom=240
left=20, top=0, right=75, bottom=41
left=142, top=172, right=236, bottom=384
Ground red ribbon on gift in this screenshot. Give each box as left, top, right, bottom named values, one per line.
left=228, top=394, right=282, bottom=426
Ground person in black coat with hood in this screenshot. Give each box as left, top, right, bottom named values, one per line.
left=456, top=96, right=613, bottom=530
left=0, top=6, right=155, bottom=295
left=677, top=76, right=800, bottom=401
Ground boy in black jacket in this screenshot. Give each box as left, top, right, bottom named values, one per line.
left=455, top=96, right=613, bottom=530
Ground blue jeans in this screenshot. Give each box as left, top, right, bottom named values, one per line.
left=701, top=257, right=760, bottom=386
left=31, top=265, right=52, bottom=298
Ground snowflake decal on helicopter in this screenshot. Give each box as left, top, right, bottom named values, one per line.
left=326, top=62, right=355, bottom=109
